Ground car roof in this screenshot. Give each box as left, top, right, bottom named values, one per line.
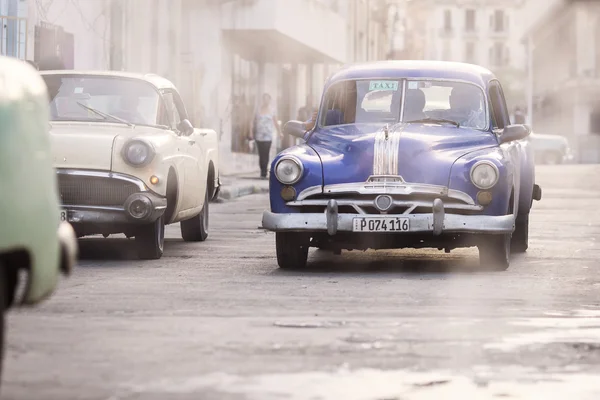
left=327, top=60, right=496, bottom=89
left=39, top=70, right=177, bottom=90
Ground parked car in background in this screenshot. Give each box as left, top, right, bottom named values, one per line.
left=0, top=57, right=77, bottom=378
left=42, top=71, right=220, bottom=259
left=529, top=132, right=574, bottom=164
left=263, top=61, right=542, bottom=271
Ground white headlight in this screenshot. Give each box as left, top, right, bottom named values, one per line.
left=275, top=157, right=303, bottom=184
left=470, top=161, right=499, bottom=189
left=123, top=141, right=154, bottom=167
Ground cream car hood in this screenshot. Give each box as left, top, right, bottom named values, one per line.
left=50, top=122, right=156, bottom=170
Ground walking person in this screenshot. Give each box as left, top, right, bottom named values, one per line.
left=250, top=93, right=282, bottom=179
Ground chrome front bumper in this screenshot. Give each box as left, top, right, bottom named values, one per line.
left=62, top=193, right=167, bottom=225
left=263, top=199, right=514, bottom=235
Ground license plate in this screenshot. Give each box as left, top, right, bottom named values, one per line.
left=352, top=217, right=409, bottom=232
left=59, top=210, right=68, bottom=222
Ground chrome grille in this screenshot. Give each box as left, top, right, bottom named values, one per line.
left=58, top=175, right=139, bottom=207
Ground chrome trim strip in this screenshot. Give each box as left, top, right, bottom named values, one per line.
left=373, top=126, right=403, bottom=175
left=56, top=169, right=148, bottom=191
left=286, top=199, right=482, bottom=212
left=296, top=185, right=323, bottom=201
left=319, top=181, right=476, bottom=206
left=61, top=205, right=124, bottom=212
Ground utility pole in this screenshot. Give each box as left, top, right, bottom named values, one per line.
left=526, top=35, right=534, bottom=127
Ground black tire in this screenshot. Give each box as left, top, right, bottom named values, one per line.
left=181, top=189, right=209, bottom=242
left=543, top=151, right=562, bottom=165
left=276, top=232, right=309, bottom=270
left=478, top=233, right=511, bottom=271
left=511, top=214, right=529, bottom=253
left=135, top=216, right=165, bottom=260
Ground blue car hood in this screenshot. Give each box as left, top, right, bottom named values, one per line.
left=308, top=123, right=498, bottom=187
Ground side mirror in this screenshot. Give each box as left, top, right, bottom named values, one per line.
left=283, top=120, right=307, bottom=139
left=499, top=124, right=530, bottom=144
left=178, top=119, right=194, bottom=136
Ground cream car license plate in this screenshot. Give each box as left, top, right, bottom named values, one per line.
left=59, top=210, right=68, bottom=222
left=352, top=217, right=409, bottom=232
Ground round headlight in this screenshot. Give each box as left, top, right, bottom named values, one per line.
left=275, top=157, right=303, bottom=184
left=470, top=161, right=499, bottom=189
left=123, top=140, right=154, bottom=167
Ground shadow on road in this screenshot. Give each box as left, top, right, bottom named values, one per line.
left=76, top=237, right=182, bottom=261
left=268, top=248, right=522, bottom=276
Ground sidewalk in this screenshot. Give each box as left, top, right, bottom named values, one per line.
left=217, top=171, right=270, bottom=201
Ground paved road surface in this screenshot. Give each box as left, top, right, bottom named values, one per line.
left=3, top=165, right=600, bottom=400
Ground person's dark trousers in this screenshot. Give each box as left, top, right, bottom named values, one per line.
left=256, top=140, right=272, bottom=177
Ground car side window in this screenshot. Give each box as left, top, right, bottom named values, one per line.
left=488, top=81, right=509, bottom=130
left=162, top=92, right=181, bottom=131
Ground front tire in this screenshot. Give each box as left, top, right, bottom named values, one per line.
left=511, top=214, right=529, bottom=253
left=276, top=232, right=309, bottom=270
left=135, top=216, right=165, bottom=260
left=181, top=189, right=209, bottom=242
left=478, top=233, right=511, bottom=271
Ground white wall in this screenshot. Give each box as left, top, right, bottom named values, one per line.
left=26, top=0, right=109, bottom=69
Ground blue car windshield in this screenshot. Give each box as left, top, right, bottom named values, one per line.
left=319, top=79, right=488, bottom=130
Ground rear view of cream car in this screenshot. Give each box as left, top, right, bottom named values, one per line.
left=0, top=57, right=77, bottom=378
left=43, top=71, right=220, bottom=259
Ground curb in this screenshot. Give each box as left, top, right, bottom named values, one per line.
left=217, top=183, right=269, bottom=201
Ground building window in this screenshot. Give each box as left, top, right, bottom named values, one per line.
left=465, top=42, right=476, bottom=63
left=465, top=9, right=476, bottom=31
left=491, top=10, right=505, bottom=32
left=443, top=9, right=452, bottom=32
left=490, top=42, right=506, bottom=67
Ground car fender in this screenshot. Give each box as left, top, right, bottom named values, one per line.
left=269, top=144, right=324, bottom=214
left=516, top=138, right=535, bottom=216
left=112, top=132, right=186, bottom=198
left=196, top=128, right=219, bottom=198
left=449, top=146, right=514, bottom=217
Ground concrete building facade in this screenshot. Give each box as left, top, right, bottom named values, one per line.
left=523, top=0, right=600, bottom=163
left=19, top=0, right=391, bottom=175
left=389, top=0, right=527, bottom=108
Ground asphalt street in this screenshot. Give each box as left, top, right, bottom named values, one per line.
left=3, top=165, right=600, bottom=400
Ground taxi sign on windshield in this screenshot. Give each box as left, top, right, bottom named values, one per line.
left=369, top=80, right=399, bottom=91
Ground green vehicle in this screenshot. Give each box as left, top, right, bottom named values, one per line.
left=0, top=57, right=77, bottom=377
left=529, top=132, right=574, bottom=164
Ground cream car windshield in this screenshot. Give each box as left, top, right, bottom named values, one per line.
left=320, top=79, right=488, bottom=130
left=43, top=75, right=161, bottom=127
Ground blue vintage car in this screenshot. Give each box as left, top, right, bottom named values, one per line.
left=262, top=61, right=542, bottom=271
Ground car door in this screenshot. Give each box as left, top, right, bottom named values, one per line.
left=164, top=90, right=206, bottom=211
left=489, top=80, right=521, bottom=213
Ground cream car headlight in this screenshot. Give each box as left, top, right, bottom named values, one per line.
left=275, top=157, right=303, bottom=184
left=123, top=140, right=155, bottom=167
left=470, top=161, right=499, bottom=189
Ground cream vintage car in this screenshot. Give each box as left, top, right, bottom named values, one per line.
left=0, top=57, right=77, bottom=377
left=41, top=71, right=220, bottom=259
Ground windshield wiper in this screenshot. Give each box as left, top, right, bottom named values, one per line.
left=406, top=118, right=460, bottom=128
left=76, top=102, right=134, bottom=127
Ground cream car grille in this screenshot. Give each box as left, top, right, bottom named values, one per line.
left=58, top=175, right=139, bottom=207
